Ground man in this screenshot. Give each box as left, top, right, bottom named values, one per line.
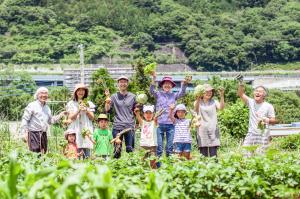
left=20, top=87, right=66, bottom=154
left=105, top=76, right=136, bottom=158
left=238, top=79, right=276, bottom=150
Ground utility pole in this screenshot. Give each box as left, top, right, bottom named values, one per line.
left=78, top=44, right=85, bottom=84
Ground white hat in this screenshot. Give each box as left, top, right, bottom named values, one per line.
left=143, top=105, right=154, bottom=113
left=117, top=75, right=129, bottom=82
left=34, top=87, right=48, bottom=100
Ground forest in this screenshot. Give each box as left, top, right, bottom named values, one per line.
left=0, top=0, right=299, bottom=71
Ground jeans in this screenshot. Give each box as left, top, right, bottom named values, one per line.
left=112, top=129, right=135, bottom=159
left=78, top=148, right=91, bottom=159
left=156, top=124, right=175, bottom=157
left=174, top=143, right=191, bottom=153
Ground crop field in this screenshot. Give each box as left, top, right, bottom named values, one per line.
left=0, top=126, right=299, bottom=199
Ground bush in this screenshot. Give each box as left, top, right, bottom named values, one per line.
left=218, top=100, right=249, bottom=139
left=271, top=134, right=300, bottom=151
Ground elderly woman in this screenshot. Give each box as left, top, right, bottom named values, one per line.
left=66, top=83, right=95, bottom=158
left=20, top=87, right=66, bottom=154
left=194, top=84, right=224, bottom=157
left=238, top=82, right=276, bottom=149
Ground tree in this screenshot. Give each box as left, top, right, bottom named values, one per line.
left=0, top=69, right=36, bottom=120
left=89, top=68, right=116, bottom=114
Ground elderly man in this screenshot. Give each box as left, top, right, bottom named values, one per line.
left=238, top=80, right=276, bottom=149
left=105, top=76, right=136, bottom=159
left=20, top=87, right=66, bottom=154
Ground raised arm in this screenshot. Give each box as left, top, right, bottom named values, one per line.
left=194, top=97, right=201, bottom=114
left=104, top=89, right=112, bottom=113
left=237, top=83, right=249, bottom=105
left=134, top=107, right=143, bottom=127
left=150, top=71, right=158, bottom=98
left=216, top=87, right=225, bottom=110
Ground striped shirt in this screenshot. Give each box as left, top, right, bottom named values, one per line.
left=20, top=100, right=61, bottom=135
left=173, top=118, right=192, bottom=143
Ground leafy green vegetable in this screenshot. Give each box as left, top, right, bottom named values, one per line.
left=136, top=93, right=148, bottom=104
left=144, top=63, right=157, bottom=75
left=193, top=84, right=205, bottom=98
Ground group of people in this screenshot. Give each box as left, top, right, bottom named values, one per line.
left=20, top=72, right=276, bottom=165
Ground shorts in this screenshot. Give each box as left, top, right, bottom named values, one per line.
left=174, top=143, right=191, bottom=153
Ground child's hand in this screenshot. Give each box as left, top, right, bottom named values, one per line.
left=134, top=107, right=140, bottom=115
left=169, top=104, right=176, bottom=110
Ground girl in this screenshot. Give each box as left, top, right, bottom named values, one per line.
left=66, top=83, right=95, bottom=159
left=134, top=104, right=161, bottom=169
left=150, top=72, right=191, bottom=157
left=169, top=104, right=192, bottom=160
left=194, top=84, right=224, bottom=157
left=63, top=129, right=82, bottom=159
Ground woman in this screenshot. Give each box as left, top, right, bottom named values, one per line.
left=194, top=84, right=224, bottom=157
left=66, top=83, right=95, bottom=158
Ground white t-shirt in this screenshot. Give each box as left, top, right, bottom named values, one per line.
left=247, top=98, right=275, bottom=134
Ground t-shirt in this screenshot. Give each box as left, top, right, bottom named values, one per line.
left=110, top=92, right=136, bottom=130
left=247, top=98, right=275, bottom=134
left=93, top=128, right=113, bottom=156
left=173, top=118, right=192, bottom=143
left=64, top=143, right=78, bottom=159
left=140, top=120, right=157, bottom=147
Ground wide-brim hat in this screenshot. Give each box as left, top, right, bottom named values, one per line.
left=73, top=83, right=88, bottom=99
left=64, top=129, right=76, bottom=140
left=159, top=76, right=176, bottom=88
left=97, top=113, right=108, bottom=121
left=174, top=104, right=187, bottom=119
left=203, top=84, right=214, bottom=91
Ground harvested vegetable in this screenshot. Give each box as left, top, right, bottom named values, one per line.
left=144, top=63, right=157, bottom=75
left=257, top=120, right=265, bottom=132
left=81, top=128, right=91, bottom=138
left=194, top=84, right=205, bottom=98
left=136, top=92, right=148, bottom=104
left=79, top=99, right=89, bottom=108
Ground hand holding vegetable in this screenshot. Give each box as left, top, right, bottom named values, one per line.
left=183, top=75, right=192, bottom=85
left=218, top=87, right=225, bottom=96
left=144, top=63, right=157, bottom=75
left=194, top=85, right=205, bottom=98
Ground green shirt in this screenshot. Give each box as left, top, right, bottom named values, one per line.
left=93, top=128, right=113, bottom=156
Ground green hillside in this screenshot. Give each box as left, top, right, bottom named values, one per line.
left=0, top=0, right=299, bottom=71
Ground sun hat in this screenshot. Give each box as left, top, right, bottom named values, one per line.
left=117, top=75, right=129, bottom=82
left=97, top=113, right=108, bottom=121
left=174, top=104, right=187, bottom=118
left=203, top=84, right=214, bottom=91
left=64, top=129, right=76, bottom=140
left=159, top=76, right=176, bottom=88
left=73, top=83, right=88, bottom=100
left=143, top=105, right=155, bottom=113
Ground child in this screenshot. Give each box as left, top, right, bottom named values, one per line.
left=87, top=114, right=113, bottom=159
left=150, top=72, right=191, bottom=157
left=64, top=129, right=82, bottom=159
left=134, top=105, right=161, bottom=169
left=169, top=104, right=192, bottom=160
